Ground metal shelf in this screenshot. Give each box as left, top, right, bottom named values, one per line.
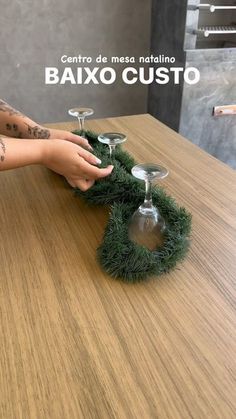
left=188, top=4, right=236, bottom=12
left=193, top=25, right=236, bottom=37
left=199, top=4, right=236, bottom=12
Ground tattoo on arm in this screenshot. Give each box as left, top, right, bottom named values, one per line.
left=24, top=123, right=50, bottom=139
left=5, top=122, right=23, bottom=138
left=0, top=137, right=6, bottom=162
left=0, top=101, right=50, bottom=139
left=0, top=100, right=24, bottom=117
left=6, top=123, right=18, bottom=131
left=4, top=121, right=49, bottom=139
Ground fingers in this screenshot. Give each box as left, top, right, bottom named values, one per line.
left=79, top=160, right=114, bottom=179
left=50, top=129, right=93, bottom=150
left=78, top=179, right=95, bottom=191
left=66, top=161, right=113, bottom=190
left=95, top=165, right=114, bottom=178
left=66, top=133, right=93, bottom=151
left=77, top=146, right=102, bottom=166
left=66, top=177, right=95, bottom=191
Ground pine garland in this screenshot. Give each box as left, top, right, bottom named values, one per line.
left=73, top=130, right=192, bottom=282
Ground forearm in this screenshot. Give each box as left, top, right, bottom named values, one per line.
left=0, top=99, right=50, bottom=139
left=0, top=137, right=44, bottom=171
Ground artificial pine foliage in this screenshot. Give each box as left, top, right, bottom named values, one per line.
left=73, top=130, right=192, bottom=282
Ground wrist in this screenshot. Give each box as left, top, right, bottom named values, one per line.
left=0, top=138, right=49, bottom=171
left=23, top=139, right=45, bottom=165
left=37, top=139, right=51, bottom=166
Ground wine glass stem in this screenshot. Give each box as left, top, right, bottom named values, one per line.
left=109, top=144, right=116, bottom=157
left=144, top=179, right=152, bottom=206
left=78, top=117, right=85, bottom=137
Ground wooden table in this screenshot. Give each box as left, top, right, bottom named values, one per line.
left=0, top=114, right=236, bottom=419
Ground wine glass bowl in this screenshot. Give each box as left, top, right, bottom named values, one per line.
left=68, top=107, right=94, bottom=137
left=98, top=132, right=127, bottom=157
left=128, top=163, right=169, bottom=251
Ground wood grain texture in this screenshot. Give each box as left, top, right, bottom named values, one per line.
left=0, top=114, right=236, bottom=419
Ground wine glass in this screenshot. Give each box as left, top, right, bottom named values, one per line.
left=98, top=132, right=127, bottom=157
left=68, top=107, right=94, bottom=138
left=128, top=163, right=169, bottom=250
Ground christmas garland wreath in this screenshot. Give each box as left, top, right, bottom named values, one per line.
left=73, top=130, right=192, bottom=282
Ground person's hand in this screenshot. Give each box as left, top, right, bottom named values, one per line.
left=42, top=139, right=113, bottom=191
left=46, top=127, right=93, bottom=151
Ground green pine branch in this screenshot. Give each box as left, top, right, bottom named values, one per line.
left=72, top=130, right=192, bottom=282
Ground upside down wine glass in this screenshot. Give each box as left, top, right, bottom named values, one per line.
left=98, top=132, right=127, bottom=158
left=128, top=163, right=169, bottom=250
left=68, top=107, right=94, bottom=138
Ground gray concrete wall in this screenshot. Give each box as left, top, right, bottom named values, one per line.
left=180, top=48, right=236, bottom=169
left=0, top=0, right=151, bottom=124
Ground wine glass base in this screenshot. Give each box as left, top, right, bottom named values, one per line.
left=129, top=226, right=165, bottom=251
left=68, top=107, right=94, bottom=118
left=98, top=132, right=127, bottom=158
left=128, top=211, right=166, bottom=251
left=68, top=107, right=94, bottom=137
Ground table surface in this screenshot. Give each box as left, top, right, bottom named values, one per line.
left=0, top=114, right=236, bottom=419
